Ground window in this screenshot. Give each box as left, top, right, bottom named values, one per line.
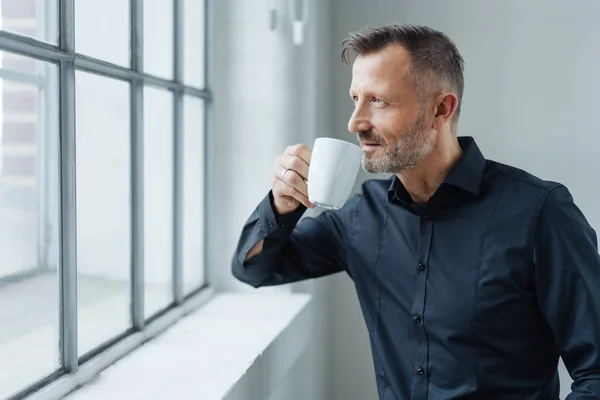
left=0, top=0, right=209, bottom=398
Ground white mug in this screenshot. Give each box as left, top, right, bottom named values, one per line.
left=307, top=137, right=363, bottom=210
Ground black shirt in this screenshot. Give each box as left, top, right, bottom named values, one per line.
left=231, top=137, right=600, bottom=399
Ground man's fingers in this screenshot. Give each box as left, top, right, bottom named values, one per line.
left=279, top=168, right=309, bottom=197
left=284, top=144, right=312, bottom=165
left=279, top=155, right=309, bottom=181
left=271, top=143, right=315, bottom=214
left=273, top=178, right=313, bottom=209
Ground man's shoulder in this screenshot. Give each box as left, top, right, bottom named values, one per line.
left=335, top=177, right=391, bottom=212
left=358, top=176, right=394, bottom=200
left=361, top=176, right=393, bottom=190
left=349, top=166, right=569, bottom=206
left=485, top=159, right=565, bottom=196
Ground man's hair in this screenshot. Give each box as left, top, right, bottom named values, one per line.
left=342, top=24, right=465, bottom=123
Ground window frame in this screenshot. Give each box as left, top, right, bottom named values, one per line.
left=0, top=0, right=211, bottom=398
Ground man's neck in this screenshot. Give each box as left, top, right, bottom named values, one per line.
left=397, top=135, right=462, bottom=205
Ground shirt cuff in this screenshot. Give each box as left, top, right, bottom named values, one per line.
left=257, top=191, right=306, bottom=240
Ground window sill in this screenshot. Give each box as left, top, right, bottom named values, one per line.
left=31, top=291, right=312, bottom=400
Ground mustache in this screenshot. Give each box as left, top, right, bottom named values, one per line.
left=357, top=130, right=384, bottom=144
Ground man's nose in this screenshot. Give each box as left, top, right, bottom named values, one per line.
left=348, top=104, right=372, bottom=133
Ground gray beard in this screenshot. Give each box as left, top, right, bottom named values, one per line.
left=361, top=114, right=433, bottom=174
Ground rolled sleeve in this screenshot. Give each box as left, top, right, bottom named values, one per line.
left=533, top=185, right=600, bottom=399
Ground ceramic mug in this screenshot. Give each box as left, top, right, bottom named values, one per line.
left=307, top=137, right=362, bottom=210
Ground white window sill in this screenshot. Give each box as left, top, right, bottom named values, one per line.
left=30, top=290, right=312, bottom=400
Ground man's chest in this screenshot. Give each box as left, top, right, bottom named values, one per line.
left=347, top=195, right=542, bottom=336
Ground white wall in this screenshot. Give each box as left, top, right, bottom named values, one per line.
left=288, top=1, right=334, bottom=399
left=207, top=0, right=297, bottom=292
left=207, top=0, right=331, bottom=399
left=329, top=1, right=600, bottom=399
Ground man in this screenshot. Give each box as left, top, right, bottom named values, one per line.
left=231, top=24, right=600, bottom=399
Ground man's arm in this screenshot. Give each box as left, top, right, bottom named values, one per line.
left=231, top=190, right=360, bottom=288
left=533, top=185, right=600, bottom=399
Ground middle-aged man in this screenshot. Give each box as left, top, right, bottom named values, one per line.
left=231, top=24, right=600, bottom=399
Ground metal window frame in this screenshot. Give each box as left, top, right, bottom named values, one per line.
left=172, top=0, right=185, bottom=305
left=2, top=0, right=212, bottom=398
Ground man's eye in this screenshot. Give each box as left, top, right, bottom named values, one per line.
left=374, top=98, right=384, bottom=104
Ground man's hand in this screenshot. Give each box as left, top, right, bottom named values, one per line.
left=245, top=144, right=314, bottom=262
left=272, top=144, right=315, bottom=215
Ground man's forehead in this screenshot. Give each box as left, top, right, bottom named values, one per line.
left=350, top=45, right=410, bottom=89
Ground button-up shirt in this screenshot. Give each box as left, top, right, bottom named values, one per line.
left=232, top=137, right=600, bottom=399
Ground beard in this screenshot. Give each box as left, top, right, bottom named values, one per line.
left=359, top=111, right=433, bottom=174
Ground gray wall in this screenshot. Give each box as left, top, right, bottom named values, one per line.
left=328, top=1, right=600, bottom=399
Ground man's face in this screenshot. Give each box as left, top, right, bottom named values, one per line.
left=348, top=44, right=435, bottom=174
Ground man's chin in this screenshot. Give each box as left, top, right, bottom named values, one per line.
left=361, top=158, right=389, bottom=174
left=362, top=156, right=411, bottom=174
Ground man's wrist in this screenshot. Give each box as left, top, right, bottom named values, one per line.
left=268, top=191, right=306, bottom=226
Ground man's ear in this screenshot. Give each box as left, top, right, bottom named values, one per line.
left=433, top=92, right=459, bottom=129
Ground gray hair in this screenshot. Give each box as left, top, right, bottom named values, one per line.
left=342, top=24, right=465, bottom=122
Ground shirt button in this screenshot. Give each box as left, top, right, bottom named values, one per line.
left=423, top=215, right=432, bottom=220
left=417, top=367, right=425, bottom=375
left=414, top=316, right=421, bottom=324
left=417, top=263, right=425, bottom=271
left=268, top=221, right=275, bottom=228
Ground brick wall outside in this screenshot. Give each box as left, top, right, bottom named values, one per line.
left=1, top=0, right=39, bottom=215
left=0, top=0, right=41, bottom=272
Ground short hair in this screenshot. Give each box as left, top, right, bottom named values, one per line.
left=342, top=24, right=465, bottom=122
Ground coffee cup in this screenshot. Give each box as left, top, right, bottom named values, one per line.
left=307, top=137, right=362, bottom=210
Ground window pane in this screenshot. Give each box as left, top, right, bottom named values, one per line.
left=144, top=0, right=174, bottom=79
left=183, top=0, right=205, bottom=87
left=75, top=0, right=130, bottom=66
left=75, top=72, right=131, bottom=356
left=182, top=96, right=205, bottom=293
left=144, top=87, right=174, bottom=318
left=0, top=55, right=60, bottom=396
left=0, top=0, right=59, bottom=43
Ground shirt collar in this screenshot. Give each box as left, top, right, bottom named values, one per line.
left=387, top=136, right=486, bottom=202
